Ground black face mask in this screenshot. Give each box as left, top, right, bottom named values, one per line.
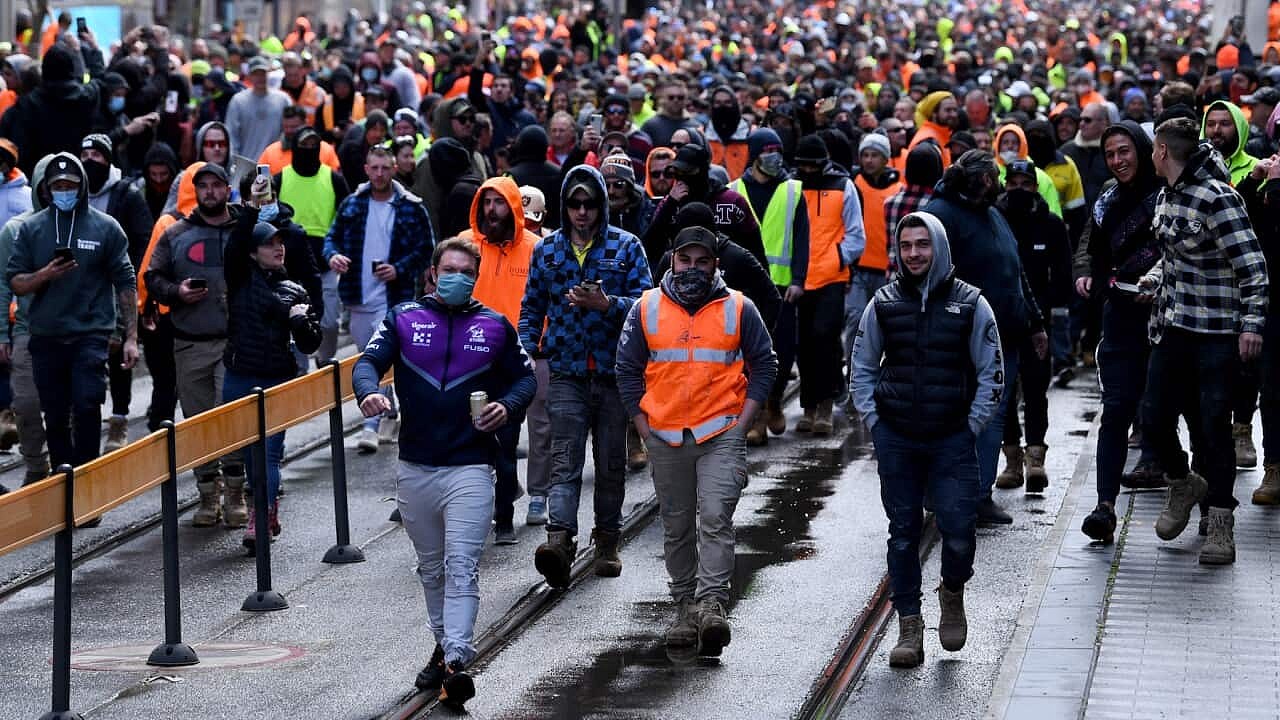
left=293, top=145, right=321, bottom=176
left=997, top=187, right=1040, bottom=216
left=83, top=159, right=111, bottom=194
left=710, top=105, right=741, bottom=140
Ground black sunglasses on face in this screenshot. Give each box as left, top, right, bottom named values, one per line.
left=565, top=198, right=600, bottom=210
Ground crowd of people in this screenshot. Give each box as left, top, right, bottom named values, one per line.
left=0, top=0, right=1278, bottom=705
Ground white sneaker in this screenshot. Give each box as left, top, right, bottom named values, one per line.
left=357, top=428, right=379, bottom=454
left=378, top=416, right=400, bottom=444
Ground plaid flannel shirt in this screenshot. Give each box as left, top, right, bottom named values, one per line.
left=1146, top=146, right=1268, bottom=342
left=883, top=185, right=934, bottom=239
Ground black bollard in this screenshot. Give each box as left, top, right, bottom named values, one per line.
left=39, top=465, right=83, bottom=720
left=147, top=422, right=199, bottom=667
left=241, top=388, right=288, bottom=612
left=323, top=360, right=364, bottom=564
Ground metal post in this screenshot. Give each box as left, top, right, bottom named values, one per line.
left=324, top=360, right=364, bottom=564
left=241, top=388, right=288, bottom=612
left=148, top=422, right=199, bottom=667
left=39, top=465, right=83, bottom=720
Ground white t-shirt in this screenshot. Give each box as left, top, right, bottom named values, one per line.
left=359, top=198, right=394, bottom=311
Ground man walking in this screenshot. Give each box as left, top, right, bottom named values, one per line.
left=354, top=238, right=535, bottom=711
left=851, top=211, right=1004, bottom=668
left=519, top=165, right=651, bottom=587
left=617, top=225, right=776, bottom=655
left=1141, top=118, right=1268, bottom=565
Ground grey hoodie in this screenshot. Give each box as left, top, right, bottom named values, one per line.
left=849, top=211, right=1004, bottom=436
left=5, top=153, right=135, bottom=338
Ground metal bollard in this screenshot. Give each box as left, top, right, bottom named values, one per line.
left=323, top=360, right=364, bottom=564
left=241, top=388, right=288, bottom=612
left=147, top=422, right=199, bottom=667
left=39, top=464, right=83, bottom=720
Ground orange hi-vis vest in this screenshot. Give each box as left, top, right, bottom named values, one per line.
left=853, top=174, right=902, bottom=272
left=803, top=185, right=849, bottom=290
left=709, top=140, right=750, bottom=181
left=639, top=288, right=747, bottom=446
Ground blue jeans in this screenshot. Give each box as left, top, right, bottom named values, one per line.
left=494, top=422, right=521, bottom=527
left=547, top=374, right=627, bottom=536
left=977, top=343, right=1019, bottom=500
left=29, top=333, right=109, bottom=468
left=222, top=369, right=289, bottom=502
left=873, top=422, right=978, bottom=616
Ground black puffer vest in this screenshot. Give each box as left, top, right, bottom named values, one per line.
left=872, top=274, right=981, bottom=439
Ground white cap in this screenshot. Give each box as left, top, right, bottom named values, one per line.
left=519, top=186, right=546, bottom=223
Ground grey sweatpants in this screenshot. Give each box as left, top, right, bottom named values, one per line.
left=11, top=334, right=48, bottom=482
left=397, top=461, right=495, bottom=666
left=647, top=425, right=749, bottom=604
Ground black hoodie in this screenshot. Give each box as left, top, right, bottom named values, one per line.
left=507, top=126, right=563, bottom=231
left=0, top=45, right=103, bottom=176
left=138, top=143, right=180, bottom=220
left=429, top=138, right=484, bottom=238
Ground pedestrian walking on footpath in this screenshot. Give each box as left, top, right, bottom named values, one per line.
left=354, top=238, right=535, bottom=711
left=519, top=165, right=651, bottom=587
left=851, top=211, right=1005, bottom=668
left=1140, top=118, right=1268, bottom=565
left=616, top=225, right=777, bottom=657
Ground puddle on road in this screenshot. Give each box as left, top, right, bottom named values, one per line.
left=486, top=431, right=870, bottom=719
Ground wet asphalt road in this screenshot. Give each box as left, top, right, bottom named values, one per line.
left=1, top=376, right=1102, bottom=719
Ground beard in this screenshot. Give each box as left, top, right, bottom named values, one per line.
left=198, top=199, right=227, bottom=217
left=482, top=212, right=515, bottom=242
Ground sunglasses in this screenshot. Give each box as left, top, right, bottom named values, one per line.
left=565, top=198, right=601, bottom=210
left=203, top=139, right=228, bottom=148
left=670, top=142, right=686, bottom=151
left=607, top=180, right=630, bottom=189
left=666, top=95, right=687, bottom=102
left=650, top=168, right=677, bottom=178
left=605, top=107, right=628, bottom=115
left=454, top=115, right=475, bottom=125
left=602, top=144, right=624, bottom=155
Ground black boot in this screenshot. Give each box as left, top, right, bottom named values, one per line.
left=414, top=645, right=446, bottom=691
left=1081, top=503, right=1117, bottom=544
left=438, top=661, right=475, bottom=710
left=976, top=497, right=1012, bottom=525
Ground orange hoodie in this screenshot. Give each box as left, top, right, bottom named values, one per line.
left=644, top=146, right=676, bottom=199
left=138, top=162, right=202, bottom=315
left=458, top=177, right=540, bottom=327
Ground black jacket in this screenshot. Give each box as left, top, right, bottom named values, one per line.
left=1, top=45, right=106, bottom=176
left=245, top=203, right=324, bottom=312
left=995, top=192, right=1073, bottom=313
left=507, top=126, right=563, bottom=231
left=656, top=233, right=782, bottom=330
left=223, top=210, right=322, bottom=378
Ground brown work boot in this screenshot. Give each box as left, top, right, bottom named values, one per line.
left=766, top=398, right=786, bottom=435
left=1024, top=445, right=1048, bottom=494
left=795, top=407, right=815, bottom=433
left=1199, top=507, right=1236, bottom=565
left=191, top=476, right=223, bottom=527
left=696, top=598, right=731, bottom=656
left=1252, top=463, right=1280, bottom=505
left=103, top=415, right=128, bottom=453
left=534, top=529, right=576, bottom=589
left=626, top=421, right=648, bottom=470
left=812, top=400, right=834, bottom=436
left=995, top=444, right=1024, bottom=489
left=1234, top=423, right=1258, bottom=468
left=745, top=413, right=768, bottom=446
left=222, top=474, right=249, bottom=528
left=1155, top=472, right=1207, bottom=541
left=889, top=614, right=924, bottom=668
left=665, top=597, right=699, bottom=647
left=592, top=528, right=622, bottom=577
left=937, top=584, right=967, bottom=651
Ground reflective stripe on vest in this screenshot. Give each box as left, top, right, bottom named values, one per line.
left=730, top=178, right=800, bottom=286
left=279, top=165, right=337, bottom=238
left=639, top=288, right=748, bottom=446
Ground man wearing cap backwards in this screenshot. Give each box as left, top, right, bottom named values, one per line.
left=520, top=165, right=651, bottom=588
left=7, top=153, right=138, bottom=487
left=616, top=225, right=777, bottom=656
left=225, top=56, right=291, bottom=162
left=851, top=211, right=1004, bottom=669
left=728, top=128, right=810, bottom=445
left=519, top=185, right=549, bottom=238
left=81, top=133, right=153, bottom=452
left=146, top=162, right=248, bottom=528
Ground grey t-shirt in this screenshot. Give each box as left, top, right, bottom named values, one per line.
left=225, top=89, right=292, bottom=161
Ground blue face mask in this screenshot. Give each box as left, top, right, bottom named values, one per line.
left=108, top=96, right=125, bottom=114
left=258, top=203, right=279, bottom=222
left=51, top=190, right=78, bottom=212
left=435, top=271, right=475, bottom=306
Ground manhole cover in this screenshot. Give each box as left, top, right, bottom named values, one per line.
left=69, top=643, right=305, bottom=671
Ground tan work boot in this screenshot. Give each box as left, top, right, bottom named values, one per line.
left=222, top=474, right=249, bottom=528
left=534, top=529, right=576, bottom=589
left=1234, top=423, right=1258, bottom=468
left=665, top=597, right=699, bottom=647
left=745, top=413, right=768, bottom=447
left=0, top=408, right=18, bottom=451
left=1199, top=507, right=1236, bottom=565
left=191, top=476, right=223, bottom=527
left=937, top=584, right=967, bottom=651
left=795, top=407, right=816, bottom=433
left=1251, top=463, right=1280, bottom=505
left=103, top=416, right=128, bottom=453
left=995, top=444, right=1024, bottom=489
left=766, top=398, right=786, bottom=435
left=1155, top=472, right=1208, bottom=541
left=1024, top=445, right=1048, bottom=494
left=812, top=400, right=834, bottom=436
left=592, top=528, right=622, bottom=577
left=626, top=421, right=648, bottom=470
left=889, top=614, right=925, bottom=668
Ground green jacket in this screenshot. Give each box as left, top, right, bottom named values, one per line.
left=1201, top=100, right=1258, bottom=187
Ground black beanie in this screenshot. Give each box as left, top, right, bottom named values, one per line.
left=42, top=44, right=75, bottom=84
left=747, top=128, right=783, bottom=164
left=904, top=143, right=944, bottom=188
left=794, top=135, right=829, bottom=164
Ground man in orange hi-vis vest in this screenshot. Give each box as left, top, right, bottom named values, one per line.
left=616, top=226, right=777, bottom=658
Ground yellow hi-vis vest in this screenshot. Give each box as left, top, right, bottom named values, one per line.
left=730, top=177, right=801, bottom=287
left=279, top=165, right=337, bottom=239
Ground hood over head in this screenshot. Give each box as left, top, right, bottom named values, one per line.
left=428, top=137, right=474, bottom=189
left=1200, top=99, right=1257, bottom=184
left=890, top=211, right=954, bottom=310
left=43, top=153, right=88, bottom=208
left=468, top=175, right=527, bottom=244
left=1023, top=120, right=1059, bottom=169
left=559, top=164, right=611, bottom=239
left=993, top=124, right=1030, bottom=166
left=41, top=44, right=76, bottom=84
left=644, top=146, right=676, bottom=198
left=1100, top=120, right=1156, bottom=187
left=431, top=97, right=474, bottom=140
left=904, top=142, right=944, bottom=187
left=29, top=153, right=54, bottom=210
left=144, top=142, right=180, bottom=179
left=194, top=121, right=234, bottom=166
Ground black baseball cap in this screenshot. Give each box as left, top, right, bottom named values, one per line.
left=672, top=226, right=719, bottom=256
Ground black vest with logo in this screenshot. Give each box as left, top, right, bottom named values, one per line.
left=872, top=274, right=981, bottom=439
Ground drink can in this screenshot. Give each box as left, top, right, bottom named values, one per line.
left=470, top=391, right=488, bottom=419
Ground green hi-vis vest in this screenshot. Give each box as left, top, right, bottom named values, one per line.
left=279, top=165, right=337, bottom=239
left=730, top=177, right=801, bottom=287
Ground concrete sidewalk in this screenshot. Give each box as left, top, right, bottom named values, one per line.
left=990, top=423, right=1279, bottom=719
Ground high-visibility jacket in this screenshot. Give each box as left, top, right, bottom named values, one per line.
left=853, top=174, right=902, bottom=272
left=803, top=180, right=852, bottom=290
left=639, top=288, right=747, bottom=446
left=257, top=140, right=341, bottom=175
left=709, top=140, right=750, bottom=181
left=279, top=165, right=337, bottom=238
left=730, top=177, right=801, bottom=287
left=321, top=94, right=365, bottom=132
